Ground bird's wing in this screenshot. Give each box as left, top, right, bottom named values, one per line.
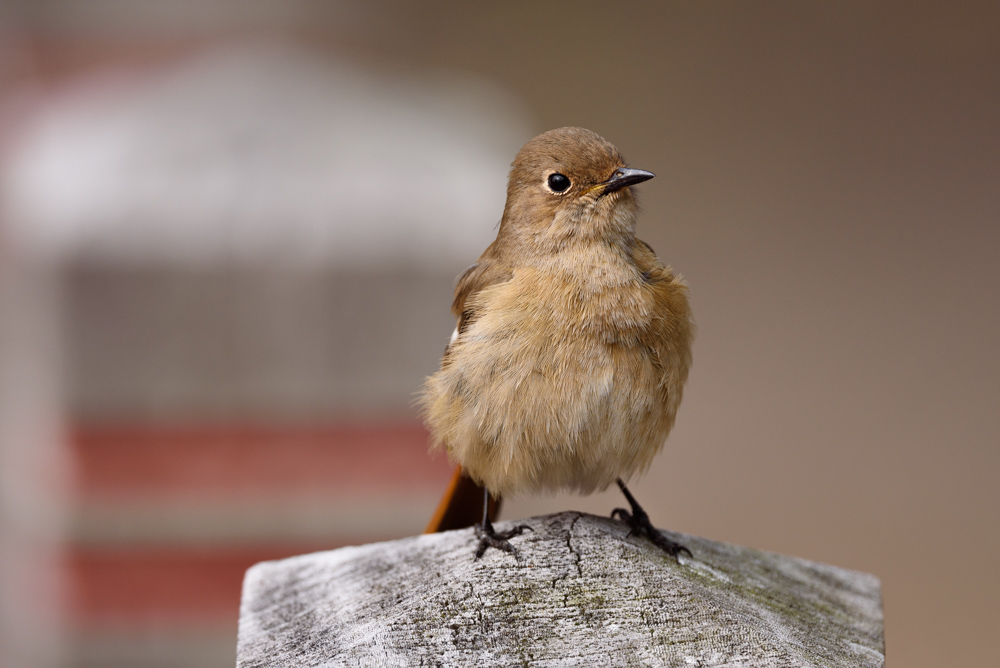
left=450, top=244, right=513, bottom=341
left=633, top=239, right=664, bottom=281
left=426, top=245, right=512, bottom=534
left=632, top=238, right=694, bottom=383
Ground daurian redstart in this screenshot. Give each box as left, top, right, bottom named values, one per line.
left=421, top=127, right=693, bottom=559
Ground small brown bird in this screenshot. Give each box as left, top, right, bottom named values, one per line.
left=421, top=127, right=693, bottom=559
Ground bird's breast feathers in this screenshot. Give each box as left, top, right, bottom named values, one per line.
left=421, top=252, right=692, bottom=496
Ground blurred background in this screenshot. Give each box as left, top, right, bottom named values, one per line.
left=0, top=1, right=997, bottom=666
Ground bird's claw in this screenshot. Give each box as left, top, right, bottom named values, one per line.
left=612, top=506, right=690, bottom=560
left=474, top=523, right=532, bottom=560
left=611, top=508, right=639, bottom=537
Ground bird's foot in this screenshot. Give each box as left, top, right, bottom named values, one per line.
left=612, top=505, right=691, bottom=561
left=474, top=520, right=531, bottom=560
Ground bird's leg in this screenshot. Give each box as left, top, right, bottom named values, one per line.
left=474, top=486, right=531, bottom=559
left=612, top=479, right=691, bottom=560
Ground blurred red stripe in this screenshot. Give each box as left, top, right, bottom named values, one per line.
left=69, top=422, right=453, bottom=498
left=64, top=422, right=451, bottom=628
left=64, top=542, right=365, bottom=627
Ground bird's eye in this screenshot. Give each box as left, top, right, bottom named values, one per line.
left=547, top=173, right=571, bottom=193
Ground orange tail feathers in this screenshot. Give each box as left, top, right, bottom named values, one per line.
left=424, top=465, right=501, bottom=533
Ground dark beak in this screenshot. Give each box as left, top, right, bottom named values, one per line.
left=599, top=168, right=655, bottom=196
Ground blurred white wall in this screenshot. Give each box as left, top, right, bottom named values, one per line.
left=4, top=42, right=531, bottom=266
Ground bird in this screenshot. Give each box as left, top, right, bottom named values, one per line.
left=420, top=127, right=693, bottom=560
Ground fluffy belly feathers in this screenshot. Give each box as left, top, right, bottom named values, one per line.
left=421, top=269, right=682, bottom=496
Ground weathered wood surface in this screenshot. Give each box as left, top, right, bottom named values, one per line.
left=237, top=512, right=884, bottom=667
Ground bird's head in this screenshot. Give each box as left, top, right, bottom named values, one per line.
left=499, top=127, right=654, bottom=249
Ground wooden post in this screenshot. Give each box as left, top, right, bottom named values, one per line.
left=237, top=512, right=884, bottom=667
